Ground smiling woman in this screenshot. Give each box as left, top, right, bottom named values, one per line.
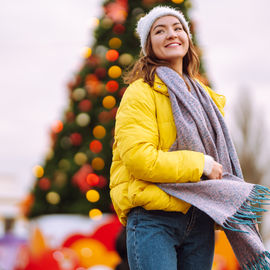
left=110, top=5, right=270, bottom=270
left=111, top=5, right=222, bottom=270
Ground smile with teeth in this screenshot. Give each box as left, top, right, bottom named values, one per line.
left=165, top=43, right=181, bottom=47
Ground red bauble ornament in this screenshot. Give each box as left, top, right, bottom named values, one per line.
left=38, top=177, right=51, bottom=190
left=90, top=215, right=122, bottom=251
left=113, top=24, right=125, bottom=34
left=86, top=173, right=99, bottom=186
left=78, top=99, right=92, bottom=112
left=98, top=111, right=111, bottom=123
left=89, top=140, right=103, bottom=153
left=70, top=133, right=82, bottom=146
left=106, top=80, right=119, bottom=93
left=65, top=111, right=75, bottom=123
left=96, top=175, right=107, bottom=188
left=72, top=164, right=93, bottom=192
left=119, top=87, right=126, bottom=97
left=106, top=49, right=119, bottom=62
left=95, top=67, right=107, bottom=79
left=110, top=107, right=118, bottom=119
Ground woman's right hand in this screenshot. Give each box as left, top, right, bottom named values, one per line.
left=208, top=161, right=223, bottom=179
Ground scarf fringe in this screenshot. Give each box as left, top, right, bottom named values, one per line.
left=242, top=251, right=270, bottom=270
left=222, top=185, right=270, bottom=233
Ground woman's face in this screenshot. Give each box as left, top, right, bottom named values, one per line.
left=150, top=15, right=189, bottom=66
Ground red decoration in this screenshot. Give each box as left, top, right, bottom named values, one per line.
left=38, top=178, right=51, bottom=190
left=106, top=80, right=119, bottom=93
left=87, top=55, right=100, bottom=67
left=72, top=164, right=93, bottom=192
left=113, top=24, right=125, bottom=34
left=95, top=67, right=107, bottom=79
left=91, top=215, right=122, bottom=251
left=86, top=173, right=99, bottom=186
left=65, top=111, right=75, bottom=123
left=96, top=175, right=107, bottom=188
left=98, top=111, right=112, bottom=123
left=110, top=107, right=118, bottom=119
left=78, top=99, right=92, bottom=112
left=119, top=87, right=126, bottom=97
left=62, top=234, right=86, bottom=248
left=69, top=133, right=82, bottom=146
left=89, top=140, right=103, bottom=153
left=19, top=248, right=79, bottom=270
left=106, top=49, right=119, bottom=62
left=105, top=0, right=128, bottom=23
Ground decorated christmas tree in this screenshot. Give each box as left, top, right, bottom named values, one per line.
left=25, top=0, right=208, bottom=219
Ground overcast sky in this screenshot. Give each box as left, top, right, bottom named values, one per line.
left=1, top=0, right=270, bottom=199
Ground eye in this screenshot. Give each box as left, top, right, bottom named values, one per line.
left=175, top=27, right=183, bottom=31
left=155, top=29, right=164, bottom=34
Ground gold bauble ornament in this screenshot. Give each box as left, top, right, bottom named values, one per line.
left=33, top=165, right=44, bottom=178
left=72, top=88, right=86, bottom=101
left=86, top=190, right=100, bottom=203
left=109, top=37, right=122, bottom=49
left=74, top=152, right=88, bottom=166
left=58, top=159, right=71, bottom=171
left=91, top=157, right=105, bottom=170
left=103, top=95, right=116, bottom=109
left=108, top=65, right=122, bottom=78
left=89, top=208, right=102, bottom=220
left=46, top=191, right=60, bottom=205
left=93, top=125, right=106, bottom=139
left=119, top=53, right=133, bottom=66
left=76, top=113, right=91, bottom=127
left=171, top=0, right=184, bottom=3
left=101, top=17, right=113, bottom=29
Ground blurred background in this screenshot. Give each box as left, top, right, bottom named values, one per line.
left=0, top=0, right=270, bottom=269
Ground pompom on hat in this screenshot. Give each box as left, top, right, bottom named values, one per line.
left=136, top=6, right=191, bottom=55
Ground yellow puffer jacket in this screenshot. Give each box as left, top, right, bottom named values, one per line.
left=110, top=75, right=226, bottom=226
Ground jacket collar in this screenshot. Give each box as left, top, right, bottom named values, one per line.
left=153, top=74, right=169, bottom=96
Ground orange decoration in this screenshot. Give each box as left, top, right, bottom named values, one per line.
left=52, top=120, right=63, bottom=133
left=106, top=49, right=119, bottom=62
left=103, top=95, right=116, bottom=109
left=106, top=80, right=119, bottom=92
left=93, top=125, right=106, bottom=139
left=86, top=173, right=99, bottom=186
left=92, top=157, right=105, bottom=171
left=29, top=227, right=48, bottom=258
left=18, top=194, right=34, bottom=216
left=213, top=231, right=239, bottom=269
left=85, top=74, right=102, bottom=95
left=90, top=140, right=103, bottom=153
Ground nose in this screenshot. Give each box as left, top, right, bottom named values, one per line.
left=166, top=28, right=177, bottom=39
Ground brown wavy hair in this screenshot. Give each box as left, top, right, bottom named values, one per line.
left=123, top=23, right=200, bottom=89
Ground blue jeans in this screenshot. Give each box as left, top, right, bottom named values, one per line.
left=126, top=206, right=215, bottom=270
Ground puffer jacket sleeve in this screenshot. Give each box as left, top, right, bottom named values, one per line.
left=114, top=80, right=204, bottom=183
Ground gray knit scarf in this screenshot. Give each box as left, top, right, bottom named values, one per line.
left=156, top=66, right=270, bottom=269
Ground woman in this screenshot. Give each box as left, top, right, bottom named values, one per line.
left=110, top=5, right=269, bottom=270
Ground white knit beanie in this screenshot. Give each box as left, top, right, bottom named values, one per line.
left=136, top=6, right=191, bottom=55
